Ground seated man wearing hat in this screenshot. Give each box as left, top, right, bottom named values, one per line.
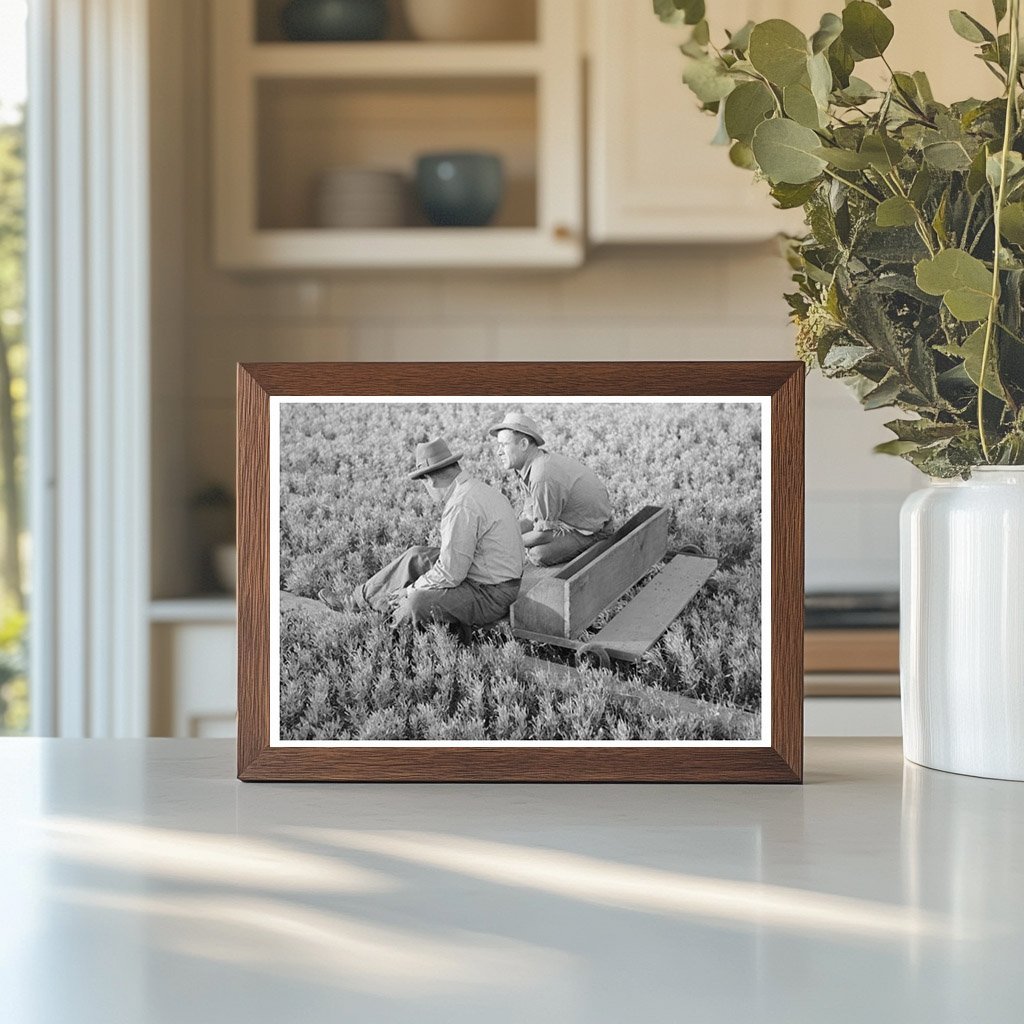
left=319, top=438, right=523, bottom=630
left=489, top=412, right=614, bottom=567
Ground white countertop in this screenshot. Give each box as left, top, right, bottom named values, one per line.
left=1, top=738, right=1020, bottom=1023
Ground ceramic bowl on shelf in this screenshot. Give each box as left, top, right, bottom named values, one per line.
left=315, top=167, right=408, bottom=228
left=414, top=152, right=504, bottom=227
left=280, top=0, right=388, bottom=42
left=403, top=0, right=534, bottom=42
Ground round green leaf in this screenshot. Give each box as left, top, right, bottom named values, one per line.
left=967, top=144, right=992, bottom=194
left=875, top=196, right=918, bottom=228
left=986, top=150, right=1024, bottom=190
left=810, top=13, right=843, bottom=55
left=949, top=10, right=994, bottom=44
left=729, top=140, right=757, bottom=170
left=860, top=133, right=904, bottom=173
left=827, top=35, right=855, bottom=88
left=748, top=20, right=809, bottom=86
left=783, top=81, right=823, bottom=129
left=915, top=249, right=994, bottom=322
left=807, top=52, right=833, bottom=109
left=771, top=180, right=820, bottom=209
left=999, top=203, right=1024, bottom=245
left=751, top=118, right=828, bottom=184
left=812, top=146, right=872, bottom=170
left=682, top=57, right=736, bottom=104
left=654, top=0, right=705, bottom=26
left=723, top=81, right=775, bottom=144
left=724, top=20, right=755, bottom=53
left=923, top=141, right=973, bottom=172
left=842, top=1, right=894, bottom=59
left=941, top=326, right=1006, bottom=398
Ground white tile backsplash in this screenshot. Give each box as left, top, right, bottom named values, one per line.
left=182, top=248, right=918, bottom=592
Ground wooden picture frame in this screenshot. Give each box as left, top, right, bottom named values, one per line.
left=237, top=362, right=804, bottom=782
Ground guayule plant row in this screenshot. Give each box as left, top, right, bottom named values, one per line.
left=658, top=0, right=1024, bottom=475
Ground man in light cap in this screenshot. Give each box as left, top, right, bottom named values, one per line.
left=319, top=438, right=523, bottom=629
left=489, top=412, right=614, bottom=567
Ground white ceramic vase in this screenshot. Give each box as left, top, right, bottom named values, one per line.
left=900, top=467, right=1024, bottom=780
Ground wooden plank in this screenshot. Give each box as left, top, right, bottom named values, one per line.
left=565, top=507, right=668, bottom=637
left=518, top=562, right=563, bottom=596
left=514, top=630, right=582, bottom=652
left=804, top=629, right=899, bottom=673
left=591, top=554, right=717, bottom=662
left=510, top=577, right=568, bottom=637
left=510, top=506, right=668, bottom=638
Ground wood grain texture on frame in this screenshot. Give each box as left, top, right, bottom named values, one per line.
left=237, top=361, right=804, bottom=783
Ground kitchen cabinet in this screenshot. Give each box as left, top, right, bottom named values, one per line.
left=586, top=0, right=999, bottom=244
left=587, top=0, right=810, bottom=243
left=211, top=0, right=583, bottom=268
left=150, top=600, right=237, bottom=738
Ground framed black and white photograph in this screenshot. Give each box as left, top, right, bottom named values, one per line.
left=237, top=362, right=804, bottom=782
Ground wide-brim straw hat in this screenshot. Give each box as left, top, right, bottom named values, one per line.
left=409, top=437, right=464, bottom=479
left=487, top=411, right=545, bottom=446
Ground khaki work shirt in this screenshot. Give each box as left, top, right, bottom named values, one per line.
left=414, top=472, right=525, bottom=590
left=518, top=450, right=613, bottom=536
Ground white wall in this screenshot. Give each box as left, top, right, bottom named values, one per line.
left=153, top=0, right=920, bottom=599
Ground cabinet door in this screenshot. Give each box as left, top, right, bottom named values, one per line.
left=587, top=0, right=812, bottom=242
left=588, top=0, right=1000, bottom=244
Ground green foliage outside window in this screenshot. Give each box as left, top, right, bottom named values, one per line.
left=0, top=110, right=27, bottom=733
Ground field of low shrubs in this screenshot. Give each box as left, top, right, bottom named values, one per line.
left=278, top=400, right=763, bottom=741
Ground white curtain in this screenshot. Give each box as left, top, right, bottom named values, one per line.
left=28, top=0, right=150, bottom=736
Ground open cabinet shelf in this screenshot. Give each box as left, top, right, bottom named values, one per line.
left=249, top=42, right=546, bottom=77
left=212, top=0, right=583, bottom=269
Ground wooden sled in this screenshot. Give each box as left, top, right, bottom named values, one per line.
left=510, top=506, right=718, bottom=670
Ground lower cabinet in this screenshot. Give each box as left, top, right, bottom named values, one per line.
left=805, top=697, right=902, bottom=737
left=150, top=604, right=236, bottom=738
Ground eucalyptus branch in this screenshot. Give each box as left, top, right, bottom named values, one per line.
left=664, top=2, right=1024, bottom=473
left=978, top=0, right=1021, bottom=461
left=969, top=213, right=994, bottom=253
left=962, top=191, right=980, bottom=249
left=883, top=170, right=939, bottom=255
left=881, top=54, right=930, bottom=121
left=749, top=68, right=784, bottom=117
left=997, top=319, right=1024, bottom=345
left=822, top=167, right=881, bottom=205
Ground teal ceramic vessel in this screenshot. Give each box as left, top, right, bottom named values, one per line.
left=281, top=0, right=388, bottom=41
left=415, top=152, right=505, bottom=227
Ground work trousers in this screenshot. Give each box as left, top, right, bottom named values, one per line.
left=527, top=521, right=615, bottom=567
left=355, top=545, right=521, bottom=628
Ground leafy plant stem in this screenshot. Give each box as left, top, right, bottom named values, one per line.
left=969, top=213, right=994, bottom=253
left=997, top=319, right=1024, bottom=345
left=978, top=0, right=1021, bottom=461
left=962, top=191, right=980, bottom=248
left=883, top=170, right=938, bottom=255
left=881, top=54, right=930, bottom=120
left=822, top=167, right=879, bottom=205
left=749, top=69, right=783, bottom=117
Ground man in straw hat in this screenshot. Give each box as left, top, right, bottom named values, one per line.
left=319, top=438, right=523, bottom=629
left=488, top=411, right=613, bottom=567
